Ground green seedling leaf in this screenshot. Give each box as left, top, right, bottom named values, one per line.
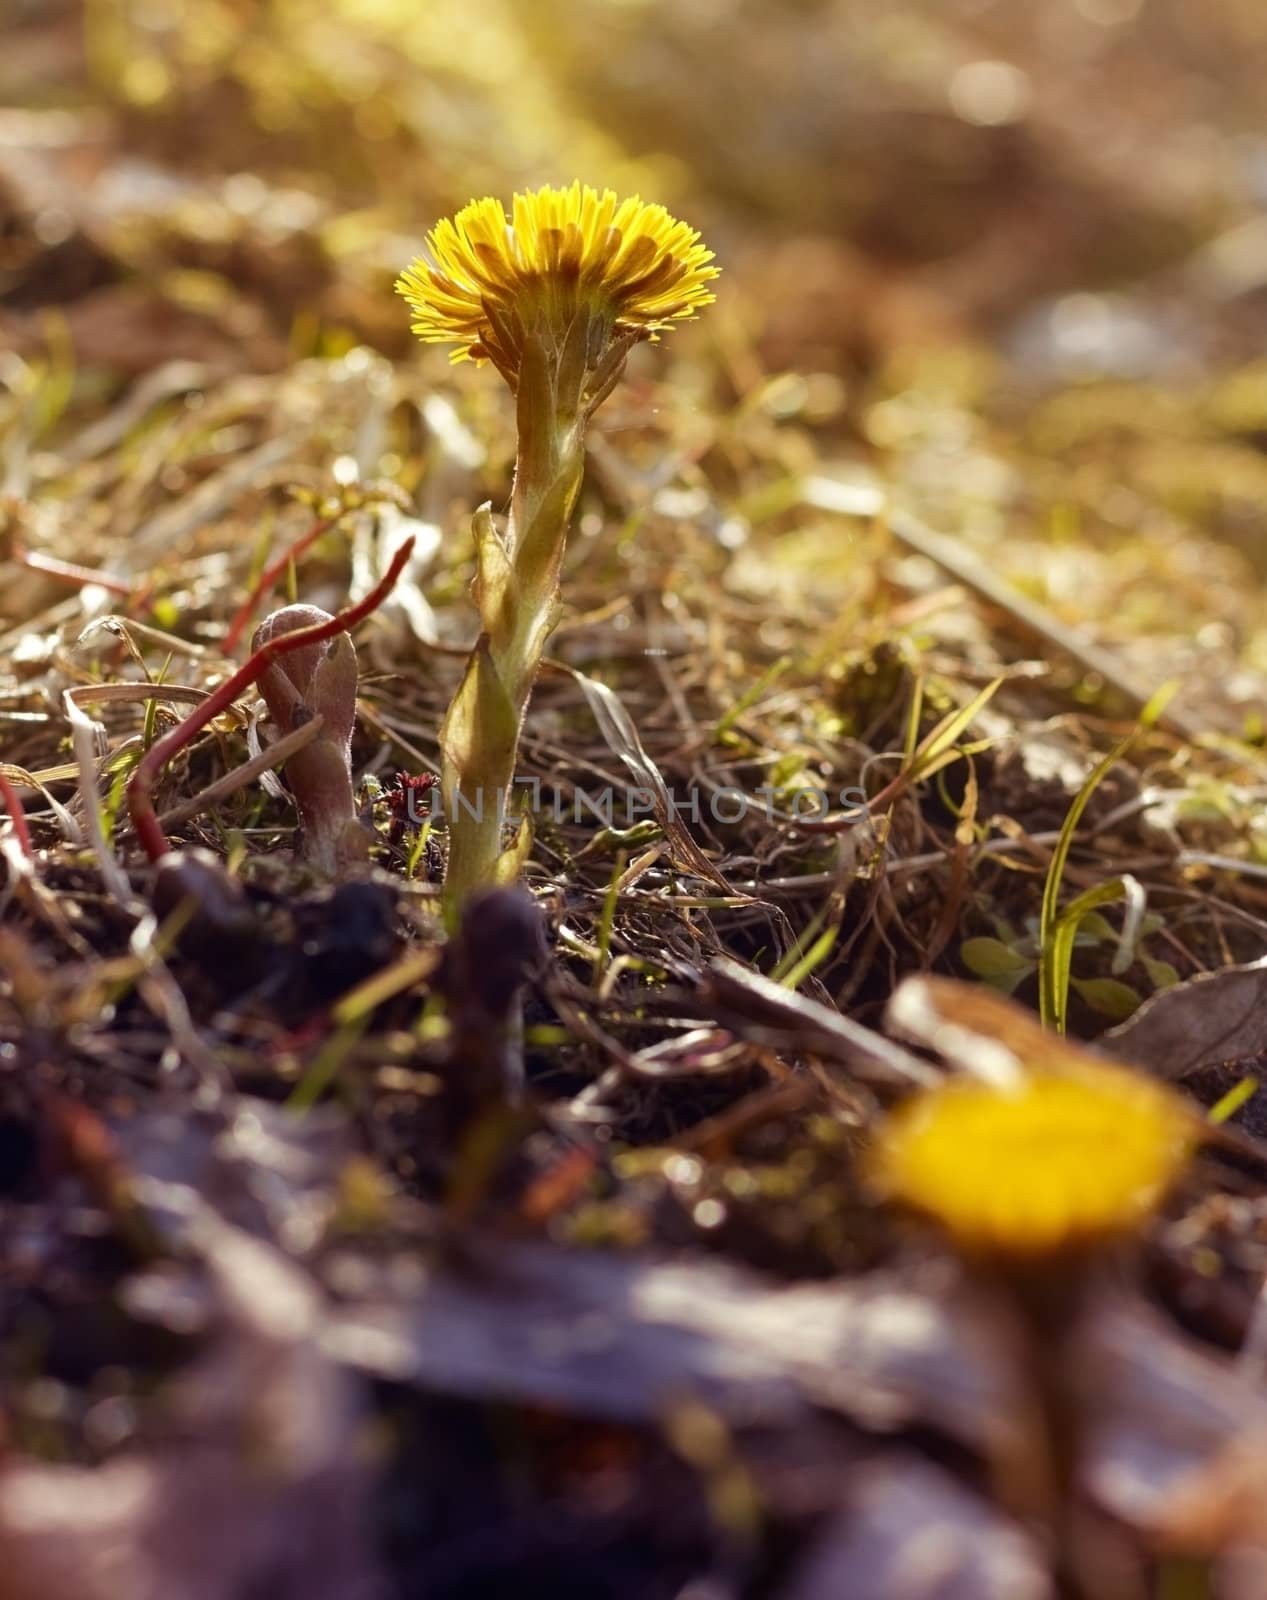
left=1043, top=875, right=1139, bottom=1034
left=30, top=309, right=75, bottom=440
left=405, top=818, right=432, bottom=880
left=776, top=926, right=839, bottom=991
left=1038, top=677, right=1179, bottom=1017
left=1207, top=1077, right=1258, bottom=1126
left=770, top=889, right=841, bottom=986
left=593, top=851, right=627, bottom=981
left=1142, top=955, right=1180, bottom=991
left=101, top=762, right=129, bottom=849
left=524, top=1023, right=574, bottom=1047
left=150, top=595, right=180, bottom=631
left=1039, top=727, right=1136, bottom=1029
left=717, top=656, right=790, bottom=739
left=902, top=673, right=925, bottom=764
left=333, top=949, right=439, bottom=1027
left=960, top=937, right=1034, bottom=979
left=141, top=654, right=174, bottom=752
left=579, top=819, right=663, bottom=856
left=286, top=1015, right=368, bottom=1112
left=1070, top=975, right=1142, bottom=1022
left=902, top=678, right=1002, bottom=788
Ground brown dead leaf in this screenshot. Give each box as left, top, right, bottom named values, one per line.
left=1105, top=958, right=1267, bottom=1082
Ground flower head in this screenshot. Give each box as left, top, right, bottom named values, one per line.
left=870, top=1057, right=1197, bottom=1260
left=396, top=182, right=718, bottom=387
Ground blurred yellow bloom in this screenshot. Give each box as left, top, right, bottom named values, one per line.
left=871, top=1058, right=1197, bottom=1259
left=396, top=182, right=718, bottom=383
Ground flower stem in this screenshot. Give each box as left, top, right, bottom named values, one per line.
left=440, top=334, right=586, bottom=918
left=994, top=1266, right=1137, bottom=1600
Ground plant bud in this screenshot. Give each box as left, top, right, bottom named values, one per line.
left=253, top=605, right=370, bottom=875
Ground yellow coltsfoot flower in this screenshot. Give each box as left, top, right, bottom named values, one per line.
left=870, top=1054, right=1197, bottom=1260
left=396, top=182, right=718, bottom=390
left=871, top=979, right=1197, bottom=1580
left=398, top=182, right=716, bottom=915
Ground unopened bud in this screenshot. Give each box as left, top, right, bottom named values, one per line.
left=253, top=605, right=370, bottom=875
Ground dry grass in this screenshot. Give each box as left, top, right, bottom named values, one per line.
left=8, top=2, right=1267, bottom=1594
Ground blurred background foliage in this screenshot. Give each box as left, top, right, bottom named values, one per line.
left=6, top=0, right=1267, bottom=695
left=7, top=0, right=1267, bottom=370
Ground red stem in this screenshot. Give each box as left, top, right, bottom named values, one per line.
left=127, top=537, right=415, bottom=864
left=222, top=513, right=341, bottom=656
left=0, top=771, right=34, bottom=862
left=14, top=540, right=133, bottom=599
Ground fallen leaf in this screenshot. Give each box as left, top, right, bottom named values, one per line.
left=1104, top=958, right=1267, bottom=1081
